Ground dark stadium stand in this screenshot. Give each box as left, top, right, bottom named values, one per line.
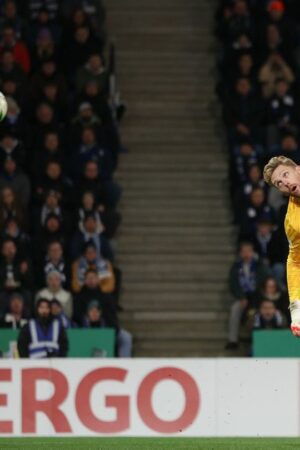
left=215, top=0, right=300, bottom=352
left=0, top=0, right=132, bottom=357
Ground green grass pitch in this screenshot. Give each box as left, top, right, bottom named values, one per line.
left=0, top=438, right=299, bottom=450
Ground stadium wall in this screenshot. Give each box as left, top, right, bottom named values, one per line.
left=0, top=358, right=298, bottom=437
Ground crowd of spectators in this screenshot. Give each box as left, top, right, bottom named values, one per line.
left=214, top=0, right=300, bottom=349
left=0, top=0, right=132, bottom=357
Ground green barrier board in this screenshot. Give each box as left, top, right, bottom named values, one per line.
left=253, top=329, right=300, bottom=357
left=0, top=328, right=115, bottom=358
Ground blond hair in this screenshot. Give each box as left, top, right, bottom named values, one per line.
left=263, top=155, right=297, bottom=186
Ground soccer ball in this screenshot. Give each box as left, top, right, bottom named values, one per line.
left=0, top=92, right=8, bottom=122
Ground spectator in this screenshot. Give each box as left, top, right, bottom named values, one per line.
left=0, top=157, right=31, bottom=206
left=61, top=25, right=102, bottom=77
left=0, top=25, right=30, bottom=73
left=35, top=160, right=73, bottom=208
left=0, top=131, right=25, bottom=169
left=34, top=213, right=67, bottom=261
left=36, top=270, right=73, bottom=318
left=258, top=52, right=295, bottom=98
left=239, top=187, right=275, bottom=237
left=223, top=77, right=264, bottom=143
left=0, top=238, right=33, bottom=313
left=76, top=53, right=108, bottom=93
left=71, top=242, right=115, bottom=294
left=72, top=126, right=113, bottom=181
left=40, top=240, right=69, bottom=288
left=259, top=276, right=289, bottom=318
left=0, top=292, right=29, bottom=329
left=252, top=299, right=285, bottom=330
left=50, top=299, right=73, bottom=328
left=0, top=1, right=27, bottom=40
left=83, top=300, right=132, bottom=357
left=0, top=186, right=27, bottom=229
left=1, top=217, right=31, bottom=258
left=226, top=241, right=268, bottom=349
left=270, top=133, right=300, bottom=165
left=77, top=160, right=121, bottom=208
left=33, top=130, right=65, bottom=177
left=71, top=211, right=113, bottom=261
left=17, top=298, right=68, bottom=358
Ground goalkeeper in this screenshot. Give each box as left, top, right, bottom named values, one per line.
left=264, top=155, right=300, bottom=336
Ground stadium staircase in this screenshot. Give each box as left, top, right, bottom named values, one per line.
left=107, top=0, right=236, bottom=356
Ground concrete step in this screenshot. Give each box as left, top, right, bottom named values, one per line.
left=122, top=267, right=228, bottom=282
left=108, top=0, right=232, bottom=356
left=117, top=252, right=233, bottom=264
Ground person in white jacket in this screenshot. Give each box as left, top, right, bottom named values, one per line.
left=35, top=270, right=73, bottom=319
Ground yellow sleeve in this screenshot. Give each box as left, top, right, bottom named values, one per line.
left=287, top=254, right=300, bottom=301
left=285, top=197, right=300, bottom=302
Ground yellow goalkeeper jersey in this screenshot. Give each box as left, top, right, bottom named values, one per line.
left=285, top=196, right=300, bottom=301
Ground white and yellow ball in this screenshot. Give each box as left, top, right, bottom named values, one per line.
left=0, top=92, right=8, bottom=122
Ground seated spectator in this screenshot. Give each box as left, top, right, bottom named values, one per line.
left=51, top=299, right=73, bottom=328
left=262, top=1, right=296, bottom=52
left=38, top=190, right=63, bottom=226
left=223, top=77, right=264, bottom=143
left=28, top=101, right=60, bottom=152
left=77, top=190, right=104, bottom=232
left=28, top=0, right=60, bottom=21
left=61, top=25, right=102, bottom=78
left=0, top=186, right=27, bottom=229
left=17, top=298, right=68, bottom=358
left=62, top=2, right=106, bottom=40
left=2, top=217, right=31, bottom=258
left=0, top=238, right=33, bottom=314
left=83, top=300, right=132, bottom=357
left=239, top=187, right=275, bottom=237
left=251, top=299, right=285, bottom=330
left=226, top=241, right=268, bottom=349
left=233, top=163, right=266, bottom=220
left=0, top=50, right=26, bottom=95
left=31, top=27, right=57, bottom=70
left=0, top=96, right=24, bottom=137
left=259, top=23, right=294, bottom=66
left=40, top=240, right=69, bottom=288
left=28, top=6, right=61, bottom=46
left=0, top=291, right=29, bottom=329
left=34, top=213, right=67, bottom=261
left=71, top=242, right=115, bottom=294
left=266, top=79, right=296, bottom=147
left=229, top=141, right=262, bottom=195
left=217, top=0, right=255, bottom=44
left=269, top=133, right=300, bottom=165
left=258, top=52, right=295, bottom=99
left=76, top=53, right=108, bottom=94
left=0, top=131, right=25, bottom=169
left=29, top=59, right=67, bottom=111
left=258, top=276, right=289, bottom=318
left=0, top=1, right=27, bottom=40
left=72, top=126, right=113, bottom=181
left=0, top=25, right=30, bottom=73
left=77, top=160, right=121, bottom=208
left=33, top=130, right=65, bottom=177
left=34, top=160, right=73, bottom=208
left=0, top=157, right=31, bottom=206
left=35, top=189, right=71, bottom=235
left=73, top=268, right=117, bottom=327
left=36, top=270, right=73, bottom=319
left=40, top=81, right=67, bottom=123
left=71, top=212, right=113, bottom=261
left=76, top=79, right=112, bottom=123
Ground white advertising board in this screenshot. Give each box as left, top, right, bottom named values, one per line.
left=0, top=358, right=298, bottom=437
